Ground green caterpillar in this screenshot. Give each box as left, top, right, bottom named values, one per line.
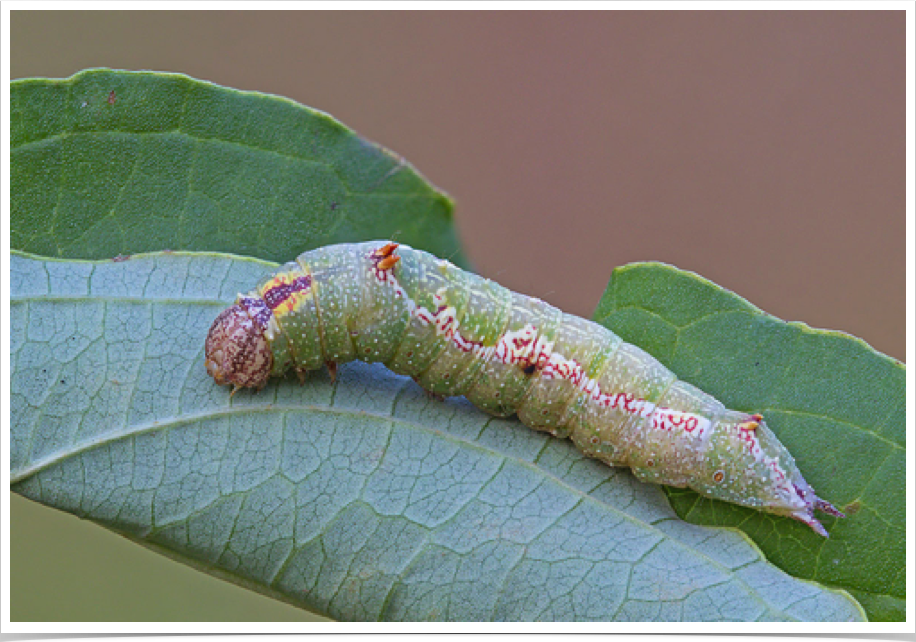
left=205, top=241, right=844, bottom=536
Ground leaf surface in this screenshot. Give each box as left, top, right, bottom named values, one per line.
left=593, top=262, right=905, bottom=622
left=10, top=69, right=464, bottom=266
left=10, top=252, right=865, bottom=622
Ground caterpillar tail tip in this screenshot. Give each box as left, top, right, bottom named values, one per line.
left=816, top=498, right=846, bottom=519
left=791, top=497, right=845, bottom=537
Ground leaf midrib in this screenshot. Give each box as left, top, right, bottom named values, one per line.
left=12, top=402, right=612, bottom=518
left=19, top=387, right=633, bottom=546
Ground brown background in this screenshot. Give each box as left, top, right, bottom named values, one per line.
left=10, top=10, right=905, bottom=621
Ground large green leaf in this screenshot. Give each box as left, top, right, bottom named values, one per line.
left=10, top=251, right=864, bottom=622
left=10, top=69, right=465, bottom=266
left=593, top=262, right=905, bottom=622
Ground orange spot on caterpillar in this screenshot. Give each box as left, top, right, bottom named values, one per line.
left=374, top=242, right=399, bottom=259
left=713, top=470, right=725, bottom=483
left=737, top=413, right=764, bottom=431
left=378, top=255, right=400, bottom=271
left=108, top=90, right=116, bottom=105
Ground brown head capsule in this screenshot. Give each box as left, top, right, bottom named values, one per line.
left=205, top=304, right=272, bottom=393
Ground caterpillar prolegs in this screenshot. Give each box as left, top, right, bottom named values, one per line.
left=205, top=241, right=845, bottom=536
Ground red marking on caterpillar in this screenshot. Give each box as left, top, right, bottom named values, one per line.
left=368, top=249, right=708, bottom=440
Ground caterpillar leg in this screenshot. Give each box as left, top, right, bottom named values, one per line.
left=411, top=375, right=445, bottom=402
left=326, top=360, right=338, bottom=383
left=229, top=380, right=267, bottom=399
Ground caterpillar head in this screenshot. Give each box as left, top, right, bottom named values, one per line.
left=205, top=304, right=272, bottom=393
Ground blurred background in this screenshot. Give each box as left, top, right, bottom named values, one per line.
left=10, top=10, right=905, bottom=621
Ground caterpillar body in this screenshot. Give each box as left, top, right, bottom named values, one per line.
left=205, top=241, right=844, bottom=536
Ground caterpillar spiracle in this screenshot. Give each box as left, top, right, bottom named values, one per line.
left=205, top=241, right=845, bottom=536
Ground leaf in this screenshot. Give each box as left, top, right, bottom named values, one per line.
left=593, top=262, right=905, bottom=622
left=10, top=251, right=865, bottom=622
left=10, top=69, right=465, bottom=267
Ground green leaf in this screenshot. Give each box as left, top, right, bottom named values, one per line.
left=10, top=252, right=865, bottom=622
left=10, top=69, right=465, bottom=266
left=593, top=262, right=905, bottom=622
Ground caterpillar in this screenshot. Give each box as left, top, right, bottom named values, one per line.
left=205, top=241, right=844, bottom=536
